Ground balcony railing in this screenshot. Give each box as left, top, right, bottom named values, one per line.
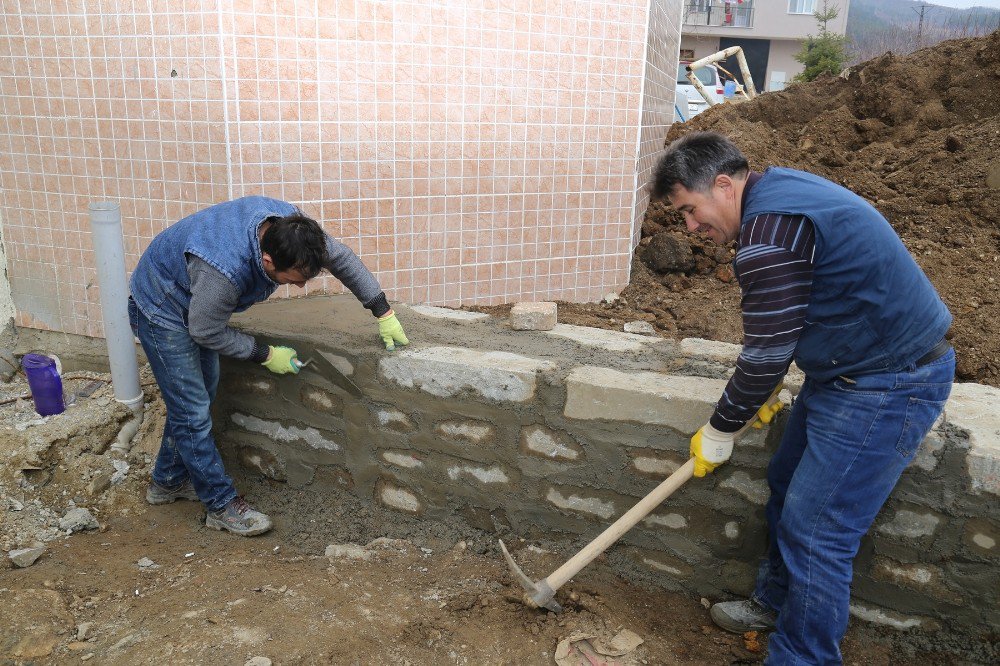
left=683, top=1, right=755, bottom=28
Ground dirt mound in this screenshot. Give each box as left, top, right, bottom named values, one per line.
left=563, top=33, right=1000, bottom=386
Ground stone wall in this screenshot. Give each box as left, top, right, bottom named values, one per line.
left=217, top=297, right=1000, bottom=638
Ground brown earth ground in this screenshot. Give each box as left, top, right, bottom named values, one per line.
left=484, top=32, right=1000, bottom=389
left=2, top=372, right=993, bottom=664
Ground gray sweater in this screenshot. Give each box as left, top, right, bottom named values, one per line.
left=187, top=235, right=388, bottom=361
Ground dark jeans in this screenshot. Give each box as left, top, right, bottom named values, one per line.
left=755, top=350, right=955, bottom=665
left=135, top=308, right=236, bottom=512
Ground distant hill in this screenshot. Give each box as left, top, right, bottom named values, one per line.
left=847, top=0, right=999, bottom=63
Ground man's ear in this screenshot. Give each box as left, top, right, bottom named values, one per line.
left=261, top=253, right=275, bottom=271
left=714, top=174, right=738, bottom=201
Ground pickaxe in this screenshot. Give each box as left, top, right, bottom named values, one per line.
left=500, top=385, right=786, bottom=612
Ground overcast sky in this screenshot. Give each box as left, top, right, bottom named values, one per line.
left=924, top=0, right=1000, bottom=9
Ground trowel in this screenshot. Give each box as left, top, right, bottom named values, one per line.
left=500, top=384, right=787, bottom=613
left=293, top=352, right=363, bottom=398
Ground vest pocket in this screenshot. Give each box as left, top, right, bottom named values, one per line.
left=895, top=396, right=946, bottom=458
left=796, top=317, right=882, bottom=373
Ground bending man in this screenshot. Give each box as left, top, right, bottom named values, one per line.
left=129, top=196, right=409, bottom=536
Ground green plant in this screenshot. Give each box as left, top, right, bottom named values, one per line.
left=794, top=1, right=849, bottom=81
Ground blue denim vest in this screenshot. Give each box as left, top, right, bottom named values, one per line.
left=129, top=196, right=297, bottom=331
left=743, top=168, right=951, bottom=382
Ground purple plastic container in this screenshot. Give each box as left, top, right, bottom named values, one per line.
left=21, top=353, right=65, bottom=416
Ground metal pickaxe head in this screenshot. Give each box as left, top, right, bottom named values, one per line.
left=498, top=539, right=562, bottom=613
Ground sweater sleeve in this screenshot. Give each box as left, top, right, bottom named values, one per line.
left=710, top=213, right=815, bottom=433
left=187, top=255, right=269, bottom=362
left=323, top=235, right=391, bottom=317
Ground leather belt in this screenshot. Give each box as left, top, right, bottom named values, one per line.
left=915, top=339, right=951, bottom=367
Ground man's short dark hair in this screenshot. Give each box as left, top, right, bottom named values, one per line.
left=650, top=132, right=749, bottom=200
left=260, top=213, right=327, bottom=278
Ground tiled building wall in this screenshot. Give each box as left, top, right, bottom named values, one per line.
left=0, top=0, right=682, bottom=338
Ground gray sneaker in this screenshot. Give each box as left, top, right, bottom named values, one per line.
left=146, top=479, right=200, bottom=505
left=205, top=497, right=272, bottom=537
left=710, top=598, right=778, bottom=634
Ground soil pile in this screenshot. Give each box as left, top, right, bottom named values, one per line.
left=561, top=32, right=1000, bottom=386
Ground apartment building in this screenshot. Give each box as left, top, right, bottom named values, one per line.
left=680, top=0, right=850, bottom=93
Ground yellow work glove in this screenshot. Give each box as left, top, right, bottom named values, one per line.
left=750, top=386, right=785, bottom=429
left=378, top=310, right=409, bottom=351
left=690, top=424, right=736, bottom=478
left=262, top=345, right=300, bottom=374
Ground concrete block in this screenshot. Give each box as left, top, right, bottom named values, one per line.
left=381, top=450, right=424, bottom=469
left=878, top=509, right=941, bottom=539
left=545, top=324, right=667, bottom=352
left=379, top=346, right=555, bottom=402
left=546, top=486, right=616, bottom=520
left=299, top=386, right=344, bottom=416
left=447, top=464, right=511, bottom=485
left=945, top=383, right=1000, bottom=496
left=564, top=367, right=725, bottom=431
left=230, top=412, right=340, bottom=451
left=719, top=471, right=770, bottom=506
left=434, top=420, right=494, bottom=444
left=374, top=406, right=416, bottom=433
left=519, top=425, right=583, bottom=462
left=375, top=479, right=423, bottom=515
left=237, top=445, right=286, bottom=481
left=410, top=305, right=490, bottom=321
left=510, top=302, right=557, bottom=331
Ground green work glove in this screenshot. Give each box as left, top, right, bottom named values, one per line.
left=262, top=345, right=300, bottom=374
left=378, top=311, right=409, bottom=351
left=690, top=424, right=735, bottom=478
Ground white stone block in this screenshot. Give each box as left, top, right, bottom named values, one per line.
left=623, top=321, right=656, bottom=335
left=945, top=382, right=1000, bottom=496
left=375, top=407, right=416, bottom=432
left=510, top=302, right=557, bottom=331
left=643, top=513, right=687, bottom=529
left=878, top=509, right=940, bottom=538
left=447, top=464, right=510, bottom=484
left=520, top=426, right=582, bottom=461
left=546, top=324, right=667, bottom=352
left=381, top=451, right=423, bottom=469
left=719, top=471, right=769, bottom=506
left=379, top=346, right=555, bottom=402
left=231, top=413, right=339, bottom=451
left=435, top=420, right=494, bottom=444
left=849, top=602, right=925, bottom=630
left=410, top=305, right=490, bottom=321
left=680, top=338, right=742, bottom=364
left=564, top=367, right=726, bottom=432
left=377, top=482, right=422, bottom=514
left=546, top=487, right=615, bottom=519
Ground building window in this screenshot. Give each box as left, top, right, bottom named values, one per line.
left=788, top=0, right=815, bottom=14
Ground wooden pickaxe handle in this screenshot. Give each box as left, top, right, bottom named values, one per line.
left=542, top=457, right=696, bottom=594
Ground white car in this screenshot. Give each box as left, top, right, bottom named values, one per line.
left=677, top=61, right=724, bottom=119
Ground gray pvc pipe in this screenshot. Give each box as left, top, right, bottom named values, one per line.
left=89, top=202, right=143, bottom=408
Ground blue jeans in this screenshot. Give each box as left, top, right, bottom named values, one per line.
left=754, top=350, right=954, bottom=665
left=135, top=308, right=237, bottom=512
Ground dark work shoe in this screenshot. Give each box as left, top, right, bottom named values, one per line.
left=205, top=497, right=272, bottom=537
left=146, top=479, right=199, bottom=505
left=710, top=598, right=778, bottom=634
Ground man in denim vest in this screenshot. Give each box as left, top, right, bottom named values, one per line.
left=129, top=196, right=409, bottom=536
left=650, top=133, right=954, bottom=664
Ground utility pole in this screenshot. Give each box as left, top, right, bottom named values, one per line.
left=913, top=2, right=930, bottom=49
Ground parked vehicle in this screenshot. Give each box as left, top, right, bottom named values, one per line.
left=677, top=61, right=725, bottom=118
